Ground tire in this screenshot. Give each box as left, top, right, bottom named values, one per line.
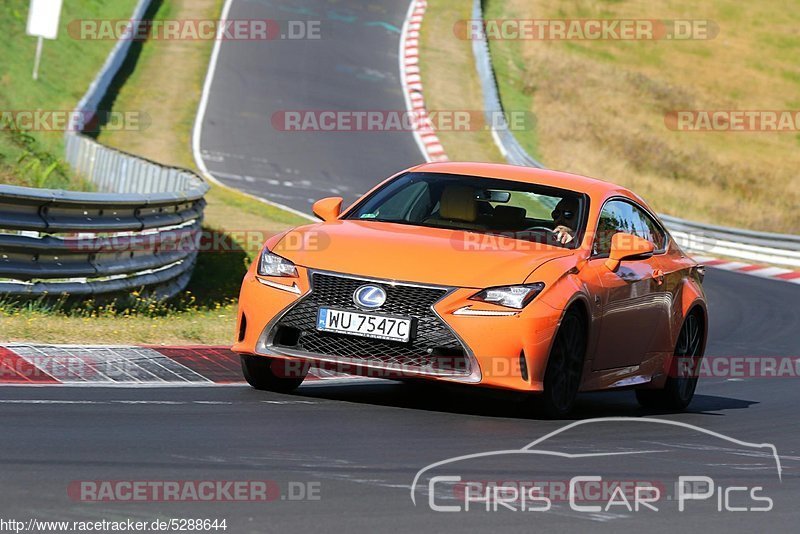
left=539, top=307, right=587, bottom=418
left=636, top=311, right=704, bottom=410
left=241, top=355, right=308, bottom=393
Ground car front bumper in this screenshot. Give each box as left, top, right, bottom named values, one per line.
left=232, top=267, right=563, bottom=392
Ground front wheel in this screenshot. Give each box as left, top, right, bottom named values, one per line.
left=539, top=308, right=587, bottom=418
left=636, top=311, right=704, bottom=410
left=241, top=355, right=308, bottom=393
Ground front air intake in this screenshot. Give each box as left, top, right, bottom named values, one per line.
left=238, top=312, right=248, bottom=342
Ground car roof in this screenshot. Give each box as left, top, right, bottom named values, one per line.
left=410, top=161, right=634, bottom=201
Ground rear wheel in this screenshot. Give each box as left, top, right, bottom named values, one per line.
left=539, top=308, right=587, bottom=418
left=636, top=311, right=704, bottom=410
left=241, top=355, right=308, bottom=393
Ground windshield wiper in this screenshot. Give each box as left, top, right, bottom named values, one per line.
left=359, top=217, right=409, bottom=224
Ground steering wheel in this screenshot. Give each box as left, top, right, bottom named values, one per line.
left=524, top=225, right=556, bottom=235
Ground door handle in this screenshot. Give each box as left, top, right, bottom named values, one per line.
left=653, top=268, right=665, bottom=285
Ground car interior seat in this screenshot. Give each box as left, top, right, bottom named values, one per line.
left=425, top=185, right=481, bottom=230
left=491, top=205, right=527, bottom=231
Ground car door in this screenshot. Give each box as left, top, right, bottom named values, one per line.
left=589, top=199, right=670, bottom=370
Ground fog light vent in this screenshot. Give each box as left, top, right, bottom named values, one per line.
left=238, top=313, right=248, bottom=342
left=519, top=350, right=529, bottom=381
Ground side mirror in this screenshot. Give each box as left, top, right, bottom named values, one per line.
left=604, top=232, right=655, bottom=271
left=312, top=196, right=343, bottom=221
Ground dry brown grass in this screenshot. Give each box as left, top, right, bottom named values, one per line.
left=97, top=0, right=220, bottom=169
left=420, top=0, right=504, bottom=162
left=485, top=0, right=800, bottom=232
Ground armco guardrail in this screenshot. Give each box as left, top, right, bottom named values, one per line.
left=67, top=0, right=154, bottom=132
left=470, top=0, right=799, bottom=267
left=0, top=0, right=209, bottom=298
left=470, top=0, right=542, bottom=169
left=661, top=215, right=800, bottom=267
left=64, top=135, right=205, bottom=196
left=0, top=138, right=207, bottom=297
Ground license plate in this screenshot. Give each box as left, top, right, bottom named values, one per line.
left=316, top=307, right=414, bottom=342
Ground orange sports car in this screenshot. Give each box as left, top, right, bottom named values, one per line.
left=233, top=162, right=707, bottom=416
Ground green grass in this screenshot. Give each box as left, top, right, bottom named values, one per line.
left=0, top=295, right=237, bottom=345
left=478, top=0, right=800, bottom=233
left=0, top=127, right=92, bottom=190
left=0, top=0, right=139, bottom=189
left=0, top=182, right=306, bottom=344
left=93, top=0, right=215, bottom=169
left=209, top=185, right=309, bottom=227
left=0, top=0, right=309, bottom=345
left=484, top=0, right=540, bottom=161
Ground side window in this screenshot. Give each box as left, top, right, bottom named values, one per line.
left=594, top=201, right=628, bottom=256
left=593, top=200, right=666, bottom=256
left=635, top=208, right=666, bottom=251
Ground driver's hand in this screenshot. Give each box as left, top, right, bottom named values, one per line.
left=553, top=225, right=574, bottom=245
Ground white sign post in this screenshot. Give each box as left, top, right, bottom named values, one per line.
left=26, top=0, right=64, bottom=80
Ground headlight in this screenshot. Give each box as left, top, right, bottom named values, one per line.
left=469, top=283, right=545, bottom=309
left=257, top=248, right=297, bottom=277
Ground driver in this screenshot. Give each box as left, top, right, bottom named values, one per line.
left=552, top=197, right=578, bottom=245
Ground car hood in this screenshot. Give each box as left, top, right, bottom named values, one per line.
left=272, top=220, right=573, bottom=288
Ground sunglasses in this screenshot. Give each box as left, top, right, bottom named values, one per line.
left=551, top=209, right=575, bottom=220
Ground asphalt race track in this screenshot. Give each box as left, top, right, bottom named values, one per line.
left=2, top=0, right=799, bottom=532
left=1, top=269, right=799, bottom=532
left=196, top=0, right=424, bottom=212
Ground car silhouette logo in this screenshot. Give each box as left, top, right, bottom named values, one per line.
left=353, top=284, right=387, bottom=309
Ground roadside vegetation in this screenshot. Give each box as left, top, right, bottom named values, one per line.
left=11, top=0, right=794, bottom=344
left=1, top=0, right=308, bottom=344
left=482, top=0, right=800, bottom=233
left=419, top=1, right=503, bottom=163
left=0, top=184, right=306, bottom=345
left=421, top=0, right=799, bottom=233
left=0, top=0, right=138, bottom=189
left=0, top=127, right=93, bottom=190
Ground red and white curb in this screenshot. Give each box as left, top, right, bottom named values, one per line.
left=400, top=0, right=448, bottom=163
left=692, top=256, right=800, bottom=284
left=0, top=345, right=358, bottom=386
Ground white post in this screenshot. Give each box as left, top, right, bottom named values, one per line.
left=32, top=35, right=43, bottom=80
left=27, top=0, right=64, bottom=80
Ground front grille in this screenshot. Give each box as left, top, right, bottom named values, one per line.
left=267, top=272, right=470, bottom=375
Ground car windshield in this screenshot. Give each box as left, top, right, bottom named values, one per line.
left=345, top=172, right=587, bottom=248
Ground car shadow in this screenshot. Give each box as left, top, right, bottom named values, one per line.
left=295, top=379, right=758, bottom=420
